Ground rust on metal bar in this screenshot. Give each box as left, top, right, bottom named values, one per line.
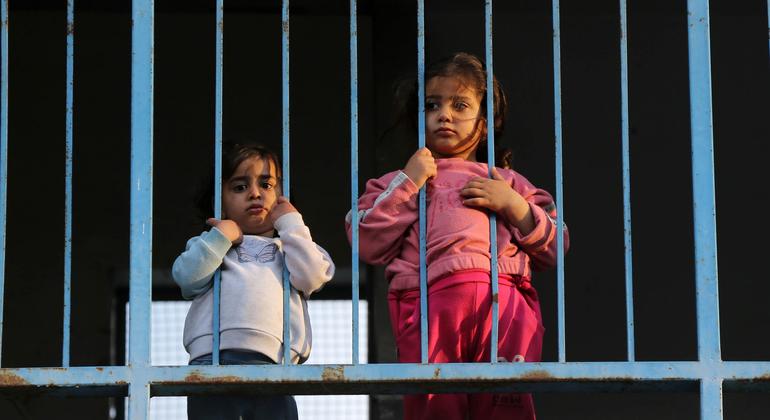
left=0, top=371, right=28, bottom=386
left=321, top=366, right=345, bottom=381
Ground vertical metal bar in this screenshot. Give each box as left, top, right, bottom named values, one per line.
left=700, top=378, right=724, bottom=420
left=687, top=0, right=721, bottom=364
left=619, top=0, right=635, bottom=362
left=281, top=0, right=291, bottom=366
left=687, top=0, right=723, bottom=415
left=63, top=0, right=75, bottom=368
left=211, top=0, right=224, bottom=366
left=484, top=0, right=499, bottom=364
left=129, top=0, right=153, bottom=417
left=349, top=0, right=360, bottom=365
left=416, top=0, right=428, bottom=365
left=0, top=0, right=7, bottom=369
left=551, top=0, right=567, bottom=363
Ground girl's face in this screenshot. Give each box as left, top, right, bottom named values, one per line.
left=222, top=156, right=279, bottom=237
left=424, top=76, right=484, bottom=161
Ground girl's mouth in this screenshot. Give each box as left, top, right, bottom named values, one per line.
left=247, top=205, right=265, bottom=214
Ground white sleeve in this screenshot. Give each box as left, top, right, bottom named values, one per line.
left=171, top=227, right=232, bottom=299
left=274, top=212, right=335, bottom=297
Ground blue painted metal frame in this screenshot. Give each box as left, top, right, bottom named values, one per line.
left=128, top=0, right=154, bottom=417
left=0, top=1, right=758, bottom=419
left=0, top=0, right=8, bottom=368
left=63, top=0, right=75, bottom=369
left=416, top=0, right=429, bottom=365
left=2, top=362, right=770, bottom=395
left=281, top=0, right=292, bottom=367
left=687, top=0, right=722, bottom=418
left=483, top=0, right=502, bottom=364
left=211, top=0, right=224, bottom=367
left=552, top=0, right=567, bottom=364
left=349, top=0, right=360, bottom=365
left=618, top=0, right=635, bottom=362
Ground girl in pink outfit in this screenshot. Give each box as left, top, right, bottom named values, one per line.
left=346, top=52, right=569, bottom=420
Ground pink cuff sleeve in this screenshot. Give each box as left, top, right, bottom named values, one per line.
left=511, top=202, right=556, bottom=253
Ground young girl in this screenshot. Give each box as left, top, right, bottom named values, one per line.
left=173, top=143, right=335, bottom=420
left=346, top=52, right=569, bottom=420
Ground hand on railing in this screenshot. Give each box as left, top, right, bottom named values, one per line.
left=403, top=147, right=437, bottom=188
left=206, top=218, right=243, bottom=245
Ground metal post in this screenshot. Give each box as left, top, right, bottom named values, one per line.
left=63, top=0, right=75, bottom=368
left=211, top=0, right=224, bottom=367
left=281, top=0, right=292, bottom=365
left=686, top=0, right=722, bottom=417
left=619, top=0, right=635, bottom=362
left=0, top=0, right=9, bottom=368
left=349, top=0, right=360, bottom=365
left=416, top=0, right=428, bottom=365
left=687, top=0, right=721, bottom=366
left=701, top=378, right=724, bottom=420
left=484, top=0, right=500, bottom=364
left=128, top=0, right=154, bottom=416
left=551, top=0, right=567, bottom=363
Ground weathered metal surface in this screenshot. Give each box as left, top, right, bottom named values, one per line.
left=701, top=378, right=723, bottom=419
left=349, top=0, right=361, bottom=365
left=551, top=0, right=567, bottom=365
left=0, top=361, right=767, bottom=407
left=0, top=0, right=9, bottom=369
left=484, top=0, right=501, bottom=364
left=619, top=0, right=636, bottom=363
left=416, top=0, right=429, bottom=365
left=1, top=362, right=769, bottom=397
left=211, top=0, right=224, bottom=367
left=129, top=0, right=154, bottom=417
left=63, top=0, right=75, bottom=369
left=282, top=0, right=292, bottom=367
left=687, top=0, right=722, bottom=417
left=687, top=0, right=721, bottom=365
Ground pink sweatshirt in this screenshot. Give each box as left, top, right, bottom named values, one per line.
left=345, top=158, right=569, bottom=292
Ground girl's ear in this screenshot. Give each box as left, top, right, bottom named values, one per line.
left=494, top=115, right=504, bottom=130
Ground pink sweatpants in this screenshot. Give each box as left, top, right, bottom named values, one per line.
left=388, top=270, right=544, bottom=420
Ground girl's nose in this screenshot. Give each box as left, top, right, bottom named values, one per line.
left=248, top=184, right=261, bottom=199
left=438, top=106, right=452, bottom=122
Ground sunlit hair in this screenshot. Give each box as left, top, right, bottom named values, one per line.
left=222, top=143, right=282, bottom=186
left=196, top=143, right=282, bottom=225
left=395, top=52, right=512, bottom=168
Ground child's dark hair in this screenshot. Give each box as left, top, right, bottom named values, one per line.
left=196, top=143, right=282, bottom=224
left=395, top=52, right=512, bottom=168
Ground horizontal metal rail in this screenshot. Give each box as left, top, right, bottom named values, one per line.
left=1, top=362, right=770, bottom=396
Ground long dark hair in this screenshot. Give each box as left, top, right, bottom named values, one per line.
left=394, top=52, right=513, bottom=168
left=195, top=142, right=282, bottom=224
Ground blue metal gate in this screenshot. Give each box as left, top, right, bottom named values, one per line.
left=0, top=1, right=768, bottom=419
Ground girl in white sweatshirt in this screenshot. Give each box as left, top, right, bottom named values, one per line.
left=173, top=143, right=334, bottom=420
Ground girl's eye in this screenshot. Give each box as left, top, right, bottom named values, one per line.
left=261, top=182, right=275, bottom=190
left=453, top=102, right=469, bottom=111
left=233, top=184, right=248, bottom=192
left=425, top=102, right=439, bottom=111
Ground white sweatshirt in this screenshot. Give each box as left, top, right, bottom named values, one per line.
left=172, top=212, right=335, bottom=363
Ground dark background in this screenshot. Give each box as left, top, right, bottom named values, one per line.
left=0, top=0, right=768, bottom=418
